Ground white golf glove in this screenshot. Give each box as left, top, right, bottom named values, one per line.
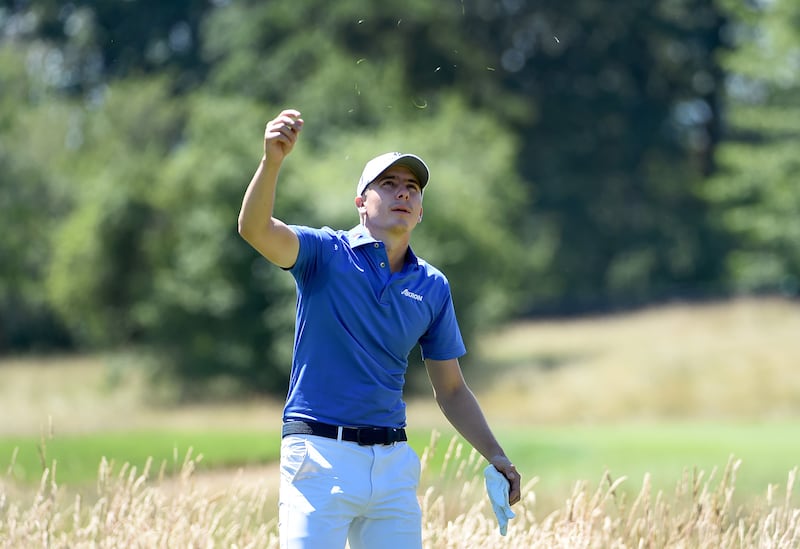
left=483, top=464, right=516, bottom=535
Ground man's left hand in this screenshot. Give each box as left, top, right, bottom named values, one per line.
left=489, top=455, right=521, bottom=505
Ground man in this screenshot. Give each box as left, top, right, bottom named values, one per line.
left=238, top=108, right=520, bottom=548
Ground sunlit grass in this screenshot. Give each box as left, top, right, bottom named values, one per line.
left=3, top=298, right=798, bottom=437
left=1, top=298, right=799, bottom=546
left=0, top=353, right=284, bottom=436
left=474, top=297, right=800, bottom=424
left=0, top=430, right=280, bottom=485
left=1, top=435, right=798, bottom=548
left=3, top=420, right=797, bottom=520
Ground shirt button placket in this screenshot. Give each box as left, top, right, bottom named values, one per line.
left=374, top=243, right=387, bottom=270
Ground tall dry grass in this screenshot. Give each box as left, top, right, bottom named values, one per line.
left=2, top=434, right=798, bottom=548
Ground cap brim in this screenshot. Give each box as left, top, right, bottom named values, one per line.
left=387, top=156, right=429, bottom=189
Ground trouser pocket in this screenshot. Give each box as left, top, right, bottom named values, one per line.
left=280, top=435, right=310, bottom=484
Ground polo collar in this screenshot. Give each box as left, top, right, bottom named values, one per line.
left=347, top=224, right=378, bottom=248
left=347, top=224, right=421, bottom=269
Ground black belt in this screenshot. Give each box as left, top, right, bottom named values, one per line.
left=282, top=420, right=407, bottom=446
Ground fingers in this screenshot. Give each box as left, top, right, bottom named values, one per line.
left=264, top=109, right=304, bottom=157
left=266, top=111, right=304, bottom=140
left=501, top=465, right=521, bottom=505
left=276, top=109, right=303, bottom=131
left=491, top=458, right=522, bottom=505
left=508, top=470, right=521, bottom=505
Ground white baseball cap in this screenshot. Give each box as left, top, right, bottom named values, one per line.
left=356, top=152, right=430, bottom=196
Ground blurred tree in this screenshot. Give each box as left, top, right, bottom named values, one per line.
left=458, top=0, right=732, bottom=310
left=0, top=0, right=210, bottom=93
left=46, top=78, right=185, bottom=345
left=705, top=0, right=800, bottom=295
left=0, top=43, right=73, bottom=351
left=202, top=0, right=732, bottom=312
left=1, top=0, right=211, bottom=352
left=201, top=1, right=532, bottom=137
left=134, top=93, right=298, bottom=397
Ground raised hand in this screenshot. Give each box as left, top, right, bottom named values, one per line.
left=264, top=109, right=304, bottom=163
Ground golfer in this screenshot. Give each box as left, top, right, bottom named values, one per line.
left=238, top=108, right=521, bottom=548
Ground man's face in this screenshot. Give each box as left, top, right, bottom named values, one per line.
left=358, top=165, right=424, bottom=235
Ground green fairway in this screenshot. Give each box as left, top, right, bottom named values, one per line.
left=3, top=421, right=797, bottom=509
left=410, top=421, right=800, bottom=506
left=1, top=430, right=280, bottom=485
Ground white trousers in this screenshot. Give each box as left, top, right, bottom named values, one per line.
left=278, top=434, right=422, bottom=549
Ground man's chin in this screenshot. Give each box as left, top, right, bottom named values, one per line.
left=365, top=218, right=418, bottom=237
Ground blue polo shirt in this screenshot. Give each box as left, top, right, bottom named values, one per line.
left=283, top=224, right=466, bottom=428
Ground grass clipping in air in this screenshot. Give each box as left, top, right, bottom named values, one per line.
left=1, top=433, right=798, bottom=548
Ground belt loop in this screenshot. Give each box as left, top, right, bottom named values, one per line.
left=336, top=426, right=343, bottom=442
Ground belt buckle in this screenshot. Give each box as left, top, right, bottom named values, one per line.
left=356, top=427, right=386, bottom=446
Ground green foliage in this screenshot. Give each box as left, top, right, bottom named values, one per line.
left=706, top=0, right=800, bottom=293
left=201, top=0, right=530, bottom=133
left=493, top=0, right=731, bottom=309
left=2, top=0, right=799, bottom=396
left=0, top=47, right=73, bottom=349
left=46, top=78, right=186, bottom=345
left=140, top=94, right=298, bottom=395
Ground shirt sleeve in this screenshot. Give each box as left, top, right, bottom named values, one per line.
left=418, top=285, right=467, bottom=361
left=287, top=226, right=337, bottom=287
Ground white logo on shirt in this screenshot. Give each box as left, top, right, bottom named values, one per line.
left=401, top=288, right=424, bottom=302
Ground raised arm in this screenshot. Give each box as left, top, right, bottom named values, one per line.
left=237, top=109, right=304, bottom=268
left=424, top=357, right=521, bottom=504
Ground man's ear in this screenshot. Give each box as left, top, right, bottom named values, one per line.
left=355, top=195, right=366, bottom=212
left=418, top=206, right=423, bottom=223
